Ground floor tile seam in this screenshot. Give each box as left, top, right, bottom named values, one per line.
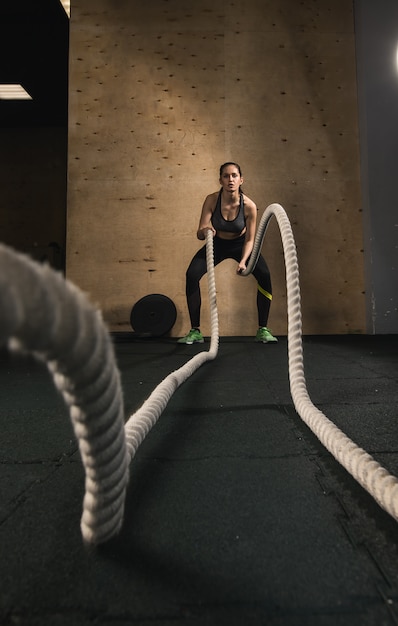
left=317, top=400, right=398, bottom=405
left=298, top=441, right=398, bottom=602
left=301, top=401, right=398, bottom=409
left=174, top=598, right=392, bottom=617
left=301, top=450, right=398, bottom=463
left=321, top=485, right=398, bottom=612
left=0, top=463, right=62, bottom=527
left=134, top=452, right=315, bottom=463
left=373, top=450, right=398, bottom=457
left=160, top=404, right=294, bottom=415
left=124, top=378, right=268, bottom=385
left=56, top=598, right=398, bottom=622
left=0, top=453, right=79, bottom=466
left=375, top=583, right=398, bottom=625
left=0, top=605, right=229, bottom=624
left=295, top=458, right=398, bottom=607
left=301, top=375, right=395, bottom=382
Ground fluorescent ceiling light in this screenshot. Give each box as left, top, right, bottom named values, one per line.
left=59, top=0, right=70, bottom=17
left=0, top=84, right=32, bottom=100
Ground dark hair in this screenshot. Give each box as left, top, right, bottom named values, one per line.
left=219, top=161, right=242, bottom=178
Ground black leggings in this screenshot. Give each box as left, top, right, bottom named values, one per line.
left=185, top=235, right=273, bottom=328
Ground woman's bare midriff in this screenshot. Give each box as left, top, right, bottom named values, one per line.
left=216, top=227, right=246, bottom=240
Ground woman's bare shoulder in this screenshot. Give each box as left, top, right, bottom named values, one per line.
left=207, top=190, right=220, bottom=202
left=203, top=190, right=219, bottom=209
left=242, top=193, right=257, bottom=212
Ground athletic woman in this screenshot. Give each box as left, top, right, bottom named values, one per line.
left=178, top=162, right=277, bottom=344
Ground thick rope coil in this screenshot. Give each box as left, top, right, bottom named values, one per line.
left=0, top=232, right=218, bottom=544
left=245, top=203, right=398, bottom=522
left=0, top=243, right=130, bottom=545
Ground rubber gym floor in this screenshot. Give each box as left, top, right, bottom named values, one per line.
left=1, top=333, right=398, bottom=626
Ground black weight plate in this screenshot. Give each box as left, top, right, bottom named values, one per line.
left=130, top=294, right=177, bottom=336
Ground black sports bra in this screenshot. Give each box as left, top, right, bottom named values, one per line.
left=211, top=190, right=246, bottom=234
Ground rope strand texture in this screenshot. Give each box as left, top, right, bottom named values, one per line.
left=246, top=203, right=398, bottom=521
left=0, top=243, right=130, bottom=545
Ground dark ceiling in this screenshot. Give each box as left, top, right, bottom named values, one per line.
left=0, top=0, right=69, bottom=128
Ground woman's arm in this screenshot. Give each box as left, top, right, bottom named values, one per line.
left=196, top=193, right=217, bottom=240
left=237, top=198, right=257, bottom=273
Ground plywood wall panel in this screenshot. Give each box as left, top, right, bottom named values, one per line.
left=67, top=0, right=365, bottom=336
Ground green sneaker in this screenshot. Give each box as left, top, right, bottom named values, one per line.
left=255, top=327, right=278, bottom=343
left=177, top=329, right=204, bottom=344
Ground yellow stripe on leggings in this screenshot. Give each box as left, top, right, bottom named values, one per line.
left=257, top=284, right=272, bottom=300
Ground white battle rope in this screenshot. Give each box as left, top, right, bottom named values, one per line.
left=0, top=232, right=218, bottom=545
left=1, top=205, right=398, bottom=545
left=0, top=244, right=130, bottom=544
left=245, top=203, right=398, bottom=521
left=123, top=230, right=219, bottom=459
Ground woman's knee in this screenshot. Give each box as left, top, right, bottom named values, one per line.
left=187, top=257, right=206, bottom=282
left=254, top=259, right=272, bottom=290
